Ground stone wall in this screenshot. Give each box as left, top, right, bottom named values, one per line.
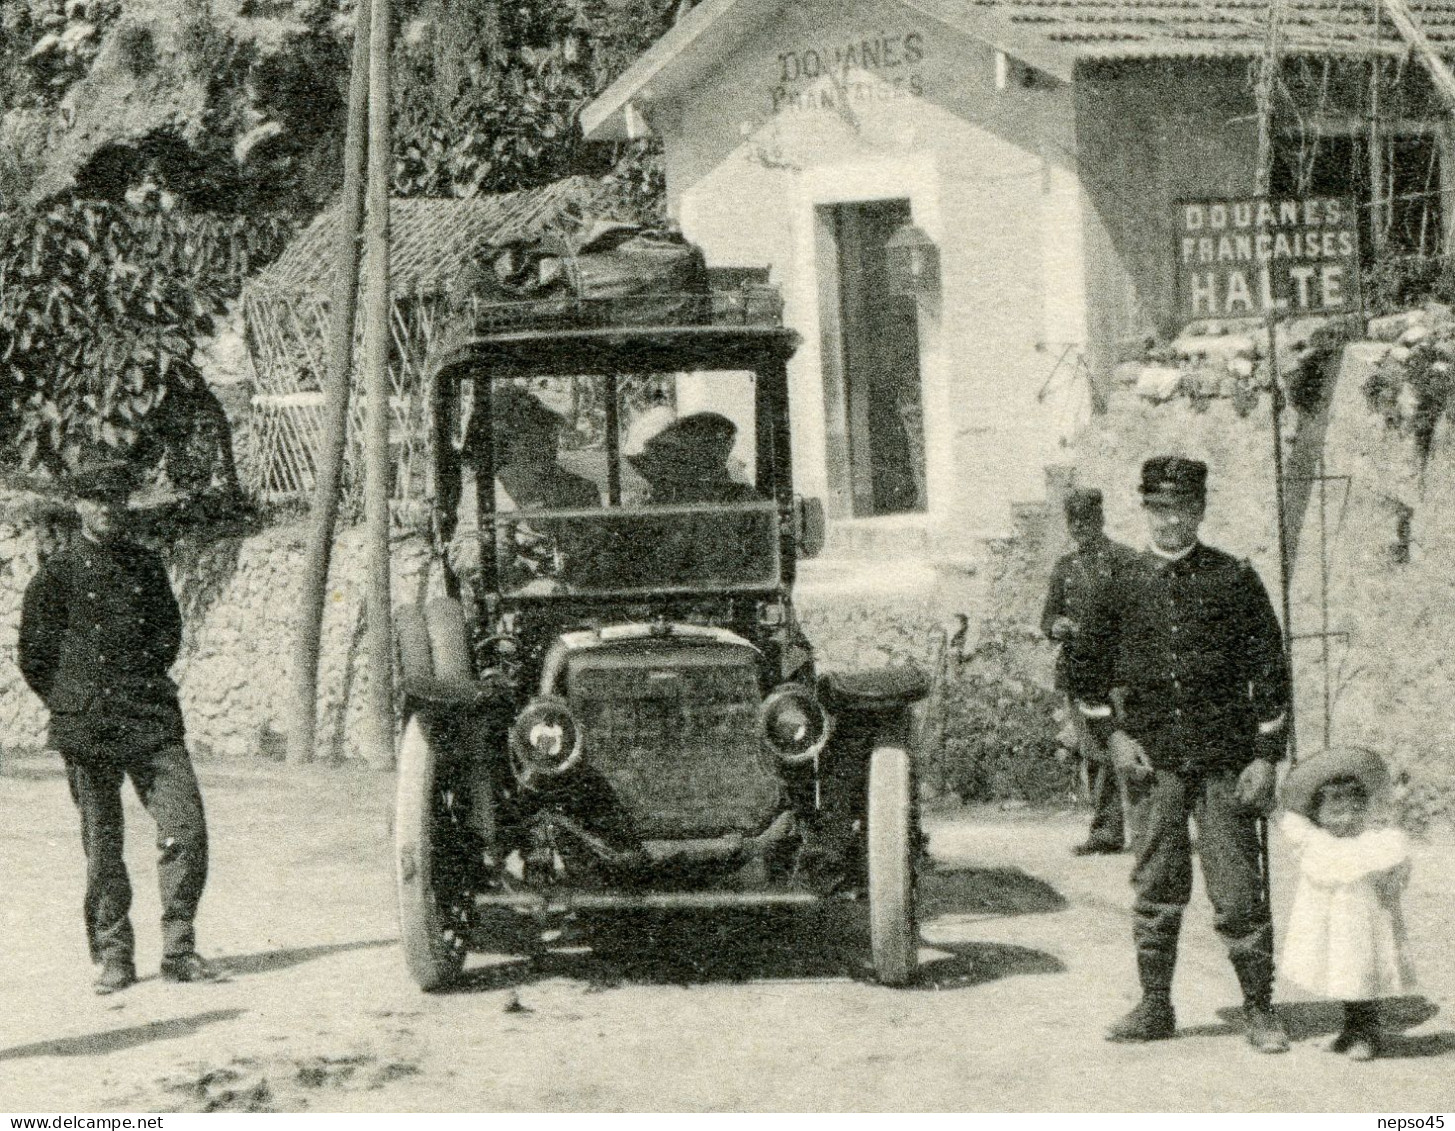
left=1066, top=350, right=1455, bottom=829
left=0, top=515, right=438, bottom=764
left=0, top=510, right=989, bottom=764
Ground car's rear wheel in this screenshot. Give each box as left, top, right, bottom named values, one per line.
left=867, top=742, right=918, bottom=986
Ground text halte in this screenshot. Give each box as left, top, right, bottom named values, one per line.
left=1184, top=265, right=1348, bottom=315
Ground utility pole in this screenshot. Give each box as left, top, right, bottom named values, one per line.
left=1254, top=0, right=1294, bottom=746
left=286, top=0, right=373, bottom=765
left=362, top=0, right=396, bottom=771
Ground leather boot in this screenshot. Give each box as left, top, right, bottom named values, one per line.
left=1231, top=949, right=1288, bottom=1053
left=1106, top=990, right=1176, bottom=1042
left=94, top=955, right=136, bottom=996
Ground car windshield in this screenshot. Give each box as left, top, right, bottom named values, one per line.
left=456, top=371, right=779, bottom=597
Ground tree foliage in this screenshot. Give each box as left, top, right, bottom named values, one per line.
left=391, top=0, right=675, bottom=208
left=0, top=199, right=292, bottom=478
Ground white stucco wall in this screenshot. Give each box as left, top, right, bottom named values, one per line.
left=655, top=0, right=1083, bottom=548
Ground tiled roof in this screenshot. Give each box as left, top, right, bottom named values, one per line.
left=909, top=0, right=1455, bottom=60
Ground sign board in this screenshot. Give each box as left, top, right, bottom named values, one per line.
left=1173, top=198, right=1361, bottom=325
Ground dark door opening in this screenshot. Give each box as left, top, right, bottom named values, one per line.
left=817, top=199, right=927, bottom=518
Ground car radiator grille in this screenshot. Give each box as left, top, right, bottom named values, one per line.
left=568, top=645, right=782, bottom=839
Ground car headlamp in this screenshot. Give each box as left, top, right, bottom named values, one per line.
left=760, top=684, right=831, bottom=765
left=510, top=696, right=583, bottom=781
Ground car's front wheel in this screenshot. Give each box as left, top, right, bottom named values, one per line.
left=866, top=742, right=918, bottom=986
left=395, top=715, right=472, bottom=991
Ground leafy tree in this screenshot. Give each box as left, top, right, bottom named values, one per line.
left=0, top=198, right=292, bottom=480
left=391, top=0, right=675, bottom=210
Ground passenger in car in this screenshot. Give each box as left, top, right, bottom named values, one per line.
left=479, top=387, right=600, bottom=512
left=625, top=411, right=759, bottom=505
left=626, top=412, right=767, bottom=587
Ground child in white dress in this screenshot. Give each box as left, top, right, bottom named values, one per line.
left=1280, top=747, right=1416, bottom=1061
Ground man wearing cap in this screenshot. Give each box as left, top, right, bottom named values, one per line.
left=1094, top=456, right=1291, bottom=1052
left=18, top=460, right=216, bottom=995
left=627, top=411, right=759, bottom=506
left=626, top=411, right=766, bottom=586
left=1040, top=487, right=1140, bottom=856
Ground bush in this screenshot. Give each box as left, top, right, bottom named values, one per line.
left=938, top=620, right=1077, bottom=805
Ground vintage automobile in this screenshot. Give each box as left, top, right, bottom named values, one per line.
left=393, top=289, right=928, bottom=990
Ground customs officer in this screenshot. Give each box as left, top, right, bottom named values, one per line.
left=1096, top=457, right=1291, bottom=1052
left=18, top=460, right=217, bottom=994
left=1040, top=488, right=1140, bottom=855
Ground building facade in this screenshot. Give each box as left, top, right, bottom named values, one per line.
left=584, top=0, right=1455, bottom=560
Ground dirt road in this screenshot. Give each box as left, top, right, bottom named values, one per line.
left=1, top=755, right=1451, bottom=1113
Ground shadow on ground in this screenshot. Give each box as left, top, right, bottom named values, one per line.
left=440, top=863, right=1067, bottom=995
left=918, top=863, right=1067, bottom=920
left=219, top=938, right=395, bottom=977
left=0, top=1010, right=246, bottom=1061
left=1180, top=996, right=1449, bottom=1057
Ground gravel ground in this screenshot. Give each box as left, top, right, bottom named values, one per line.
left=0, top=755, right=1451, bottom=1113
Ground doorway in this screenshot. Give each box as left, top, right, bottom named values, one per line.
left=816, top=199, right=928, bottom=518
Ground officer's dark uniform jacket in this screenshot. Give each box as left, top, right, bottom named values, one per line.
left=1040, top=534, right=1140, bottom=701
left=1098, top=542, right=1288, bottom=772
left=19, top=535, right=185, bottom=762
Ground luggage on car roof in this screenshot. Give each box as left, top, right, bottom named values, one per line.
left=451, top=220, right=710, bottom=329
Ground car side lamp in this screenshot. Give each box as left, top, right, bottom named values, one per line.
left=885, top=222, right=939, bottom=298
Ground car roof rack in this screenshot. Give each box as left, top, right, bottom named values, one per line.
left=429, top=286, right=797, bottom=381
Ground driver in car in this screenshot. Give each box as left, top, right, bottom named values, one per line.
left=454, top=388, right=600, bottom=590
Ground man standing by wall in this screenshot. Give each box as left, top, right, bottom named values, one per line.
left=1040, top=488, right=1139, bottom=855
left=18, top=460, right=217, bottom=995
left=1098, top=457, right=1290, bottom=1052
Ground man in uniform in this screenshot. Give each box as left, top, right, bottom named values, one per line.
left=1095, top=457, right=1290, bottom=1052
left=18, top=460, right=216, bottom=995
left=626, top=412, right=767, bottom=586
left=1040, top=487, right=1140, bottom=855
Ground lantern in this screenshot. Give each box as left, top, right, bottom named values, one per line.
left=885, top=221, right=939, bottom=298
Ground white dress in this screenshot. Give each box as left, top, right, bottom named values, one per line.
left=1280, top=812, right=1417, bottom=1000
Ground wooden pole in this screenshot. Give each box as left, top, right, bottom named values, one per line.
left=285, top=0, right=373, bottom=766
left=1380, top=0, right=1455, bottom=108
left=1253, top=0, right=1288, bottom=904
left=1253, top=0, right=1295, bottom=761
left=362, top=0, right=395, bottom=771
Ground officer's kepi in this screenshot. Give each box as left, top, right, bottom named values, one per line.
left=1139, top=456, right=1207, bottom=507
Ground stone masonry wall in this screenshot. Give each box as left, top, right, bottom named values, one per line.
left=0, top=516, right=438, bottom=764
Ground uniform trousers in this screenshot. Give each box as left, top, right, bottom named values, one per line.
left=1071, top=703, right=1136, bottom=849
left=1128, top=766, right=1274, bottom=1002
left=64, top=743, right=208, bottom=965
